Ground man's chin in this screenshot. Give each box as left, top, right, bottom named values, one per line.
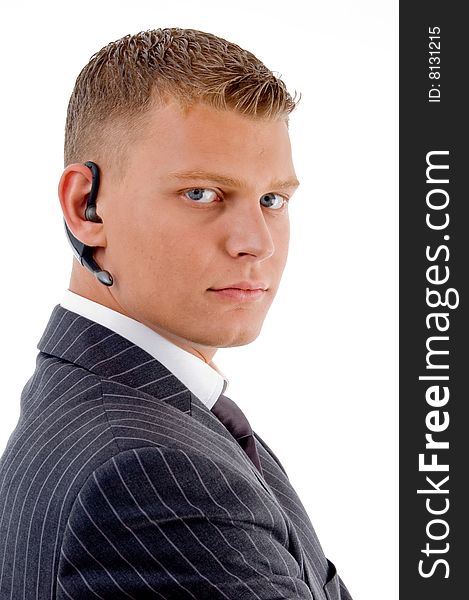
left=195, top=324, right=263, bottom=349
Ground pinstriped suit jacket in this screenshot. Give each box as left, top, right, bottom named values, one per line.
left=0, top=304, right=353, bottom=600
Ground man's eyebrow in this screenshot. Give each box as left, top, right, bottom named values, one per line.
left=167, top=170, right=300, bottom=191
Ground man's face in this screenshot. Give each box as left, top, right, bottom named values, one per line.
left=95, top=100, right=298, bottom=356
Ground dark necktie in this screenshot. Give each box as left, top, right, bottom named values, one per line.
left=211, top=394, right=263, bottom=475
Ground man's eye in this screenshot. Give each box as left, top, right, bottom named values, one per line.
left=184, top=188, right=218, bottom=203
left=260, top=193, right=287, bottom=210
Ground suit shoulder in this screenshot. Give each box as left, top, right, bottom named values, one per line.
left=66, top=444, right=286, bottom=537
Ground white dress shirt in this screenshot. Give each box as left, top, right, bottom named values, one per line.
left=60, top=289, right=228, bottom=410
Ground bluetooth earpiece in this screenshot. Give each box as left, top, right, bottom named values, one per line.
left=63, top=161, right=114, bottom=286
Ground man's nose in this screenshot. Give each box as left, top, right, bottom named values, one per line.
left=223, top=202, right=276, bottom=261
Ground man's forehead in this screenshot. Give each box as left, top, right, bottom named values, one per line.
left=126, top=102, right=298, bottom=189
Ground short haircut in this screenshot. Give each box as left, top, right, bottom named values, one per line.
left=64, top=28, right=299, bottom=171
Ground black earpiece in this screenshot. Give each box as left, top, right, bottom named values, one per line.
left=63, top=161, right=114, bottom=286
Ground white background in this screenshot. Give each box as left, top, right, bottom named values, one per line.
left=0, top=1, right=398, bottom=599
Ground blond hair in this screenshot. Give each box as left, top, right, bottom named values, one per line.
left=64, top=28, right=299, bottom=169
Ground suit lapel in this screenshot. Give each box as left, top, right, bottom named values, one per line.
left=254, top=433, right=330, bottom=595
left=188, top=392, right=277, bottom=491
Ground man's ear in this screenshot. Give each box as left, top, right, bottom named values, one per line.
left=58, top=163, right=106, bottom=248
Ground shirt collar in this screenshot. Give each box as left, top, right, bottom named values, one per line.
left=60, top=289, right=228, bottom=409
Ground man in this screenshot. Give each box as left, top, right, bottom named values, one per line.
left=0, top=28, right=353, bottom=599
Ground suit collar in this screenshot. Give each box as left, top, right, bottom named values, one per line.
left=59, top=289, right=227, bottom=409
left=37, top=304, right=194, bottom=413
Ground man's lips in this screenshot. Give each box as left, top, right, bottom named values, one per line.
left=208, top=282, right=268, bottom=301
left=209, top=281, right=268, bottom=291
